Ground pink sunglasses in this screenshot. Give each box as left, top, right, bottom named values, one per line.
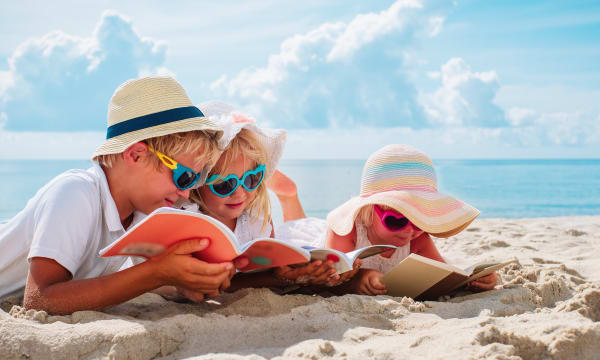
left=373, top=205, right=411, bottom=232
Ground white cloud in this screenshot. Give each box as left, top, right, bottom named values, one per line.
left=506, top=107, right=537, bottom=126
left=0, top=10, right=168, bottom=132
left=506, top=106, right=600, bottom=146
left=326, top=0, right=423, bottom=62
left=0, top=131, right=105, bottom=159
left=420, top=58, right=507, bottom=127
left=210, top=0, right=451, bottom=129
left=0, top=71, right=14, bottom=100
left=281, top=127, right=600, bottom=159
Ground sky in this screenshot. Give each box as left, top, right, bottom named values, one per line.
left=0, top=0, right=599, bottom=159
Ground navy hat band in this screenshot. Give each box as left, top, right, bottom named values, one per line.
left=106, top=106, right=205, bottom=139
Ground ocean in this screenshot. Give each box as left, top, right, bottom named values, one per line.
left=1, top=159, right=599, bottom=222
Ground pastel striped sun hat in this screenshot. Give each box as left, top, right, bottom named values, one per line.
left=93, top=76, right=221, bottom=158
left=326, top=144, right=480, bottom=238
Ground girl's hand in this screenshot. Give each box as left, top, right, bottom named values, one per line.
left=274, top=260, right=337, bottom=285
left=325, top=258, right=362, bottom=287
left=353, top=269, right=387, bottom=296
left=467, top=272, right=497, bottom=291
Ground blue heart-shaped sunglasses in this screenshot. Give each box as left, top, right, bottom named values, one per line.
left=206, top=164, right=266, bottom=197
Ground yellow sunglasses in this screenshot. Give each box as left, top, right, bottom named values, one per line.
left=147, top=147, right=207, bottom=190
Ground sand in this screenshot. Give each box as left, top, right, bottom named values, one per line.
left=1, top=215, right=599, bottom=359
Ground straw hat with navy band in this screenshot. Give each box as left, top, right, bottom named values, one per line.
left=326, top=144, right=480, bottom=238
left=93, top=76, right=221, bottom=158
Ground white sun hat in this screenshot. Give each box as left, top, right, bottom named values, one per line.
left=93, top=76, right=221, bottom=158
left=196, top=100, right=286, bottom=180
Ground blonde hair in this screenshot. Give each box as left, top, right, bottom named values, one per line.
left=191, top=129, right=271, bottom=230
left=356, top=203, right=395, bottom=227
left=95, top=130, right=220, bottom=171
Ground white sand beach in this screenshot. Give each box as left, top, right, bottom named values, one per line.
left=1, top=215, right=599, bottom=360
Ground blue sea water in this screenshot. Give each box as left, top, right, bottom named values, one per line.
left=1, top=159, right=599, bottom=222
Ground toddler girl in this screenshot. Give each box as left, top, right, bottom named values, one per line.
left=185, top=101, right=339, bottom=291
left=272, top=144, right=497, bottom=296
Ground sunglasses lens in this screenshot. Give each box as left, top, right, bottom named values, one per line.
left=244, top=171, right=264, bottom=191
left=384, top=216, right=409, bottom=231
left=212, top=178, right=238, bottom=196
left=176, top=171, right=197, bottom=190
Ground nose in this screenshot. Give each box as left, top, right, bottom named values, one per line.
left=229, top=184, right=246, bottom=200
left=176, top=187, right=191, bottom=200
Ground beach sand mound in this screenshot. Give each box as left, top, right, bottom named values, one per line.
left=1, top=216, right=599, bottom=359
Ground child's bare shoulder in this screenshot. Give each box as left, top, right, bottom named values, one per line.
left=326, top=225, right=357, bottom=252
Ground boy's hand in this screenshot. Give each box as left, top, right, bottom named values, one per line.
left=274, top=260, right=337, bottom=285
left=467, top=272, right=497, bottom=291
left=352, top=269, right=387, bottom=296
left=151, top=238, right=234, bottom=298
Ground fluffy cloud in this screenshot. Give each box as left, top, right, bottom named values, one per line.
left=0, top=10, right=168, bottom=131
left=421, top=58, right=507, bottom=127
left=211, top=0, right=450, bottom=129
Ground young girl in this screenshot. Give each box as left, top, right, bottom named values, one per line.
left=184, top=101, right=340, bottom=291
left=272, top=144, right=497, bottom=296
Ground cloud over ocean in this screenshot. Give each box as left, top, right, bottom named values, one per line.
left=0, top=0, right=598, bottom=159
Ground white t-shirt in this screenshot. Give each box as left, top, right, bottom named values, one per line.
left=0, top=163, right=128, bottom=298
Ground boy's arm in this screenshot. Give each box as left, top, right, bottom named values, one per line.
left=24, top=239, right=234, bottom=315
left=410, top=233, right=445, bottom=262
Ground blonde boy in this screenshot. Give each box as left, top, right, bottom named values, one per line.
left=0, top=77, right=244, bottom=314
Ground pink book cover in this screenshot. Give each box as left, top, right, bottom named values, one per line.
left=99, top=207, right=309, bottom=272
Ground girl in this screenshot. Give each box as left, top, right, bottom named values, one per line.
left=184, top=101, right=340, bottom=291
left=272, top=144, right=497, bottom=296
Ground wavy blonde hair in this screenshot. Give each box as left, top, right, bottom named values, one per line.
left=190, top=129, right=271, bottom=230
left=356, top=203, right=395, bottom=228
left=95, top=130, right=220, bottom=171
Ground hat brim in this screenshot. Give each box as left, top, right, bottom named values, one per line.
left=326, top=190, right=479, bottom=238
left=199, top=112, right=286, bottom=180
left=92, top=116, right=222, bottom=158
left=221, top=121, right=286, bottom=180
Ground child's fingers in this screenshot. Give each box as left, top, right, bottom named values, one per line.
left=309, top=261, right=331, bottom=277
left=233, top=256, right=249, bottom=270
left=203, top=289, right=221, bottom=299
left=370, top=276, right=386, bottom=290
left=312, top=269, right=338, bottom=284
left=304, top=260, right=323, bottom=274
left=469, top=280, right=495, bottom=291
left=365, top=281, right=387, bottom=295
left=183, top=268, right=232, bottom=291
left=170, top=238, right=210, bottom=255
left=180, top=288, right=205, bottom=303
left=469, top=273, right=497, bottom=290
left=187, top=260, right=233, bottom=276
left=358, top=283, right=372, bottom=296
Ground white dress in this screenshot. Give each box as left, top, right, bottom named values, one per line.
left=354, top=222, right=410, bottom=274
left=275, top=218, right=410, bottom=273
left=234, top=211, right=272, bottom=245
left=179, top=201, right=272, bottom=245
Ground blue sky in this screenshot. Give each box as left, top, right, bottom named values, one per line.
left=1, top=0, right=599, bottom=159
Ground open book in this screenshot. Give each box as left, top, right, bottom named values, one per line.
left=381, top=254, right=517, bottom=300
left=297, top=245, right=396, bottom=274
left=99, top=207, right=392, bottom=273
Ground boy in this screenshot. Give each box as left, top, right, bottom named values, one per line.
left=0, top=76, right=245, bottom=314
